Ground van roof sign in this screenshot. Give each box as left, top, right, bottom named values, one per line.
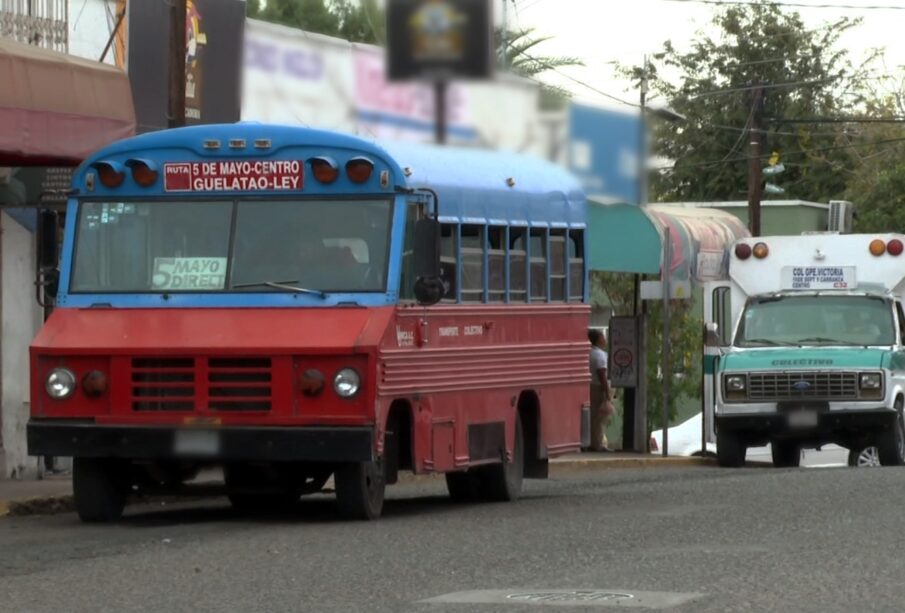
left=781, top=266, right=856, bottom=291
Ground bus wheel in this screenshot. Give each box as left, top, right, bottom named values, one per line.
left=73, top=457, right=127, bottom=523
left=445, top=472, right=480, bottom=502
left=335, top=460, right=385, bottom=520
left=478, top=415, right=524, bottom=502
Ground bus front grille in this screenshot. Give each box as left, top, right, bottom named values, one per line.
left=130, top=357, right=272, bottom=412
left=747, top=371, right=859, bottom=401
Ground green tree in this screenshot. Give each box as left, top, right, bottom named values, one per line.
left=497, top=27, right=583, bottom=109
left=246, top=0, right=383, bottom=44
left=627, top=1, right=876, bottom=203
left=592, top=272, right=701, bottom=433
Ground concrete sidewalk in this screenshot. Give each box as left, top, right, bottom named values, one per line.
left=0, top=452, right=714, bottom=518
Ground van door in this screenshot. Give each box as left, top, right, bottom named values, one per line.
left=703, top=282, right=733, bottom=450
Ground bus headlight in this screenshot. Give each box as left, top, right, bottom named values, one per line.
left=334, top=368, right=361, bottom=398
left=860, top=373, right=882, bottom=390
left=46, top=368, right=77, bottom=400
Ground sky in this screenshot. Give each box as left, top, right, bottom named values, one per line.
left=501, top=0, right=905, bottom=111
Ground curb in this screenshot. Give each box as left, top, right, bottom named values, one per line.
left=0, top=456, right=719, bottom=518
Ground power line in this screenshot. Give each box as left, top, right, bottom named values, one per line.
left=655, top=134, right=905, bottom=171
left=687, top=76, right=838, bottom=99
left=659, top=0, right=905, bottom=10
left=519, top=52, right=640, bottom=107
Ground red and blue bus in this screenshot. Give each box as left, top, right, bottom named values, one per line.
left=27, top=123, right=590, bottom=521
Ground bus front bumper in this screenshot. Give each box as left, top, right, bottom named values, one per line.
left=27, top=420, right=375, bottom=463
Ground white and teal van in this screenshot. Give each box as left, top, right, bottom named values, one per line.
left=704, top=233, right=905, bottom=468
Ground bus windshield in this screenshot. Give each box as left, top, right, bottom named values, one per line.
left=70, top=199, right=392, bottom=294
left=736, top=294, right=896, bottom=347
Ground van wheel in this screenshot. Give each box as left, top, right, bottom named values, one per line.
left=73, top=458, right=127, bottom=523
left=335, top=460, right=385, bottom=520
left=771, top=441, right=801, bottom=468
left=716, top=431, right=746, bottom=468
left=476, top=415, right=524, bottom=502
left=877, top=401, right=905, bottom=466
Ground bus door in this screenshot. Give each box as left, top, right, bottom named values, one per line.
left=703, top=281, right=733, bottom=447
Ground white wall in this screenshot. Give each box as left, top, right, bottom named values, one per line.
left=1, top=214, right=43, bottom=479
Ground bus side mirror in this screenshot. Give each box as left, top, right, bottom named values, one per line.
left=36, top=210, right=60, bottom=304
left=413, top=218, right=443, bottom=305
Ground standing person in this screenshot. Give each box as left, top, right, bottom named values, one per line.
left=588, top=328, right=615, bottom=452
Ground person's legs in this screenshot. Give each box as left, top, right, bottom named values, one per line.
left=589, top=385, right=604, bottom=450
left=600, top=400, right=616, bottom=449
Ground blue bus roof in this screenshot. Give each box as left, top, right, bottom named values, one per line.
left=78, top=123, right=586, bottom=228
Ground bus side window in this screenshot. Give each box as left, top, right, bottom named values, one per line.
left=896, top=301, right=905, bottom=345
left=530, top=228, right=548, bottom=302
left=568, top=229, right=584, bottom=302
left=488, top=226, right=506, bottom=303
left=440, top=224, right=458, bottom=302
left=461, top=224, right=484, bottom=303
left=550, top=229, right=567, bottom=302
left=713, top=286, right=732, bottom=346
left=509, top=227, right=528, bottom=303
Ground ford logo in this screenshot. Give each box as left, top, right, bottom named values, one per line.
left=793, top=381, right=812, bottom=391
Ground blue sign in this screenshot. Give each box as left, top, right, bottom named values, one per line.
left=568, top=103, right=640, bottom=204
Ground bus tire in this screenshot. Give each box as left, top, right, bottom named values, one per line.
left=445, top=472, right=480, bottom=502
left=716, top=431, right=746, bottom=468
left=478, top=415, right=524, bottom=502
left=877, top=401, right=905, bottom=467
left=771, top=441, right=801, bottom=468
left=335, top=460, right=385, bottom=520
left=73, top=457, right=127, bottom=523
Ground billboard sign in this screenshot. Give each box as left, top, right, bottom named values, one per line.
left=568, top=104, right=641, bottom=204
left=386, top=0, right=493, bottom=81
left=127, top=0, right=245, bottom=131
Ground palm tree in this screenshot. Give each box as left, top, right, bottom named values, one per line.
left=497, top=27, right=584, bottom=109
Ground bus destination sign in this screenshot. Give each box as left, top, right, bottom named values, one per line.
left=781, top=266, right=856, bottom=290
left=164, top=161, right=304, bottom=192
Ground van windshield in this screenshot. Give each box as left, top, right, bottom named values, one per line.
left=736, top=295, right=896, bottom=347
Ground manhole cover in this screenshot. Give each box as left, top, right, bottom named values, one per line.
left=422, top=589, right=703, bottom=608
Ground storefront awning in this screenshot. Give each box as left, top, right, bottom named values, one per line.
left=587, top=200, right=751, bottom=283
left=0, top=38, right=136, bottom=166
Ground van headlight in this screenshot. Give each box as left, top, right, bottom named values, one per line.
left=860, top=373, right=882, bottom=390
left=46, top=368, right=76, bottom=399
left=723, top=374, right=747, bottom=402
left=333, top=368, right=361, bottom=398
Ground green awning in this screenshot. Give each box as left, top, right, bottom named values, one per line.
left=588, top=200, right=750, bottom=283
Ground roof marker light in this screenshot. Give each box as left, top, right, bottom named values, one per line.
left=870, top=239, right=886, bottom=256
left=229, top=138, right=246, bottom=149
left=346, top=157, right=374, bottom=184
left=735, top=243, right=752, bottom=260
left=310, top=156, right=339, bottom=184
left=125, top=158, right=159, bottom=187
left=254, top=138, right=272, bottom=149
left=888, top=239, right=904, bottom=256
left=203, top=139, right=221, bottom=149
left=752, top=242, right=769, bottom=259
left=90, top=161, right=125, bottom=188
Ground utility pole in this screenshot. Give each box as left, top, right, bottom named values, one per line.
left=747, top=81, right=765, bottom=237
left=168, top=0, right=187, bottom=129
left=434, top=82, right=447, bottom=145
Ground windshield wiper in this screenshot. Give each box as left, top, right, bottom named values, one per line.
left=742, top=338, right=791, bottom=346
left=795, top=336, right=858, bottom=345
left=231, top=280, right=327, bottom=298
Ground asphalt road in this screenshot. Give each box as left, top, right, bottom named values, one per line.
left=2, top=464, right=904, bottom=613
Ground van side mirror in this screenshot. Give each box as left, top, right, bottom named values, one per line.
left=704, top=322, right=721, bottom=348
left=413, top=218, right=443, bottom=305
